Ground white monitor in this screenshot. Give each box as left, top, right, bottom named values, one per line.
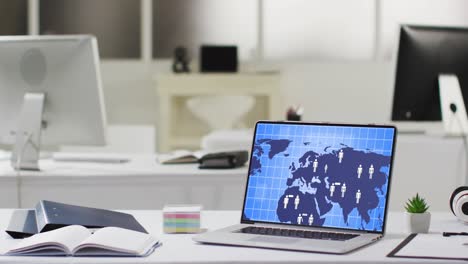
left=0, top=35, right=107, bottom=170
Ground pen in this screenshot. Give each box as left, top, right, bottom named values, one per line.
left=442, top=232, right=468, bottom=237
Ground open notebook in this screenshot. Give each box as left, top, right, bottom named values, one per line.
left=5, top=225, right=159, bottom=257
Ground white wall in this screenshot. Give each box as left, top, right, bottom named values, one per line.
left=100, top=61, right=158, bottom=125
left=100, top=60, right=395, bottom=127
left=277, top=61, right=394, bottom=123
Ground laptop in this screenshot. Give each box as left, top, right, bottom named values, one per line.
left=193, top=121, right=397, bottom=254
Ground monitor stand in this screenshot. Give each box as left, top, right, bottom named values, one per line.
left=438, top=74, right=468, bottom=136
left=10, top=93, right=45, bottom=171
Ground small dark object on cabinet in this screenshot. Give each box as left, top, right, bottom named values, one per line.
left=172, top=46, right=190, bottom=73
left=200, top=45, right=238, bottom=73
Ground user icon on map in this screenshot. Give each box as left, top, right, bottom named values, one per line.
left=356, top=189, right=362, bottom=204
left=308, top=214, right=314, bottom=225
left=369, top=164, right=375, bottom=179
left=294, top=195, right=300, bottom=210
left=330, top=183, right=336, bottom=197
left=313, top=159, right=318, bottom=172
left=338, top=150, right=344, bottom=163
left=341, top=183, right=347, bottom=198
left=357, top=164, right=363, bottom=178
left=283, top=196, right=289, bottom=209
left=297, top=214, right=303, bottom=224
left=324, top=164, right=328, bottom=174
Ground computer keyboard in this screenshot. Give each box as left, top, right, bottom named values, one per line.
left=239, top=226, right=359, bottom=241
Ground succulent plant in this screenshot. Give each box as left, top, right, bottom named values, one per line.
left=405, top=193, right=429, bottom=213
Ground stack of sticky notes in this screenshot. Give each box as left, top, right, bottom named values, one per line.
left=163, top=205, right=202, bottom=233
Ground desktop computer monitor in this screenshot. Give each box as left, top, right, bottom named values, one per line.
left=391, top=25, right=468, bottom=121
left=0, top=35, right=107, bottom=170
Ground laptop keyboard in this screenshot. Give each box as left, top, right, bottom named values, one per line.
left=239, top=226, right=359, bottom=241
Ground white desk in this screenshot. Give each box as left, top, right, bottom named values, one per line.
left=0, top=155, right=247, bottom=210
left=0, top=210, right=465, bottom=263
left=0, top=133, right=466, bottom=211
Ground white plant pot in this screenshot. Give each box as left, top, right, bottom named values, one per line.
left=406, top=212, right=431, bottom=233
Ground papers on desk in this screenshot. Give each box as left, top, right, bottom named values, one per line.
left=52, top=152, right=130, bottom=163
left=388, top=233, right=468, bottom=261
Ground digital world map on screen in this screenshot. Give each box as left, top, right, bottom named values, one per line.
left=242, top=123, right=395, bottom=232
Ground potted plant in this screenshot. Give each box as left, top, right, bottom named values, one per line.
left=405, top=193, right=431, bottom=233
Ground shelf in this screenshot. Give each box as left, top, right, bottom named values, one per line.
left=156, top=73, right=281, bottom=95
left=155, top=73, right=282, bottom=152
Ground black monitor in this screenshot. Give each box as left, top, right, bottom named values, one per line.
left=391, top=25, right=468, bottom=121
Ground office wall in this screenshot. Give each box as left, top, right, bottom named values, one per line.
left=100, top=60, right=394, bottom=126
left=277, top=61, right=393, bottom=123
left=100, top=61, right=158, bottom=125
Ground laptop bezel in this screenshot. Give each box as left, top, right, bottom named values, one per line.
left=240, top=120, right=397, bottom=235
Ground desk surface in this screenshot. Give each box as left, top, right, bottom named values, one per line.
left=0, top=210, right=465, bottom=263
left=0, top=133, right=466, bottom=211
left=0, top=155, right=248, bottom=210
left=0, top=154, right=247, bottom=178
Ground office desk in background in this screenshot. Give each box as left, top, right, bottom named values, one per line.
left=0, top=155, right=247, bottom=210
left=0, top=134, right=466, bottom=211
left=0, top=210, right=464, bottom=263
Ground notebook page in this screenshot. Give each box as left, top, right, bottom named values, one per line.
left=397, top=234, right=468, bottom=259
left=157, top=150, right=197, bottom=164
left=12, top=245, right=70, bottom=256
left=8, top=225, right=90, bottom=254
left=74, top=227, right=156, bottom=255
left=192, top=150, right=208, bottom=160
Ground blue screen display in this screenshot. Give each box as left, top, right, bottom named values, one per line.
left=242, top=122, right=395, bottom=232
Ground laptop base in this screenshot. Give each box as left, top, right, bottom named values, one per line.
left=193, top=224, right=382, bottom=254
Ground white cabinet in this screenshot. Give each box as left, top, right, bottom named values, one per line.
left=155, top=73, right=282, bottom=152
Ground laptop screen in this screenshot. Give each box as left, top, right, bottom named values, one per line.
left=241, top=121, right=396, bottom=233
